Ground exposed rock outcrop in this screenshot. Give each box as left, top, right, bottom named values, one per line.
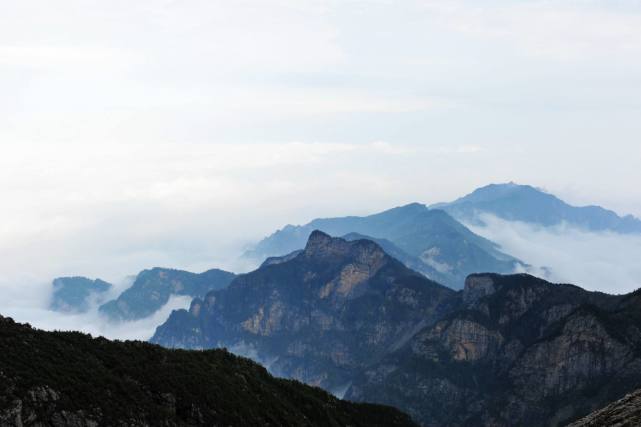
left=567, top=388, right=641, bottom=426
left=346, top=274, right=639, bottom=426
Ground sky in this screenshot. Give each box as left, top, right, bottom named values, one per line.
left=2, top=1, right=641, bottom=324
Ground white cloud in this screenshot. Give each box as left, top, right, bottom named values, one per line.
left=0, top=294, right=192, bottom=341
left=467, top=214, right=641, bottom=294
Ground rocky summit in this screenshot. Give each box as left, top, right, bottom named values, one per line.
left=0, top=315, right=416, bottom=427
left=152, top=231, right=457, bottom=394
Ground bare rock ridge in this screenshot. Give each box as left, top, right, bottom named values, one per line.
left=0, top=315, right=416, bottom=427
left=567, top=388, right=641, bottom=427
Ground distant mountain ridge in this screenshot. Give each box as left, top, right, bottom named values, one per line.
left=49, top=276, right=113, bottom=313
left=99, top=267, right=235, bottom=321
left=246, top=203, right=522, bottom=289
left=434, top=182, right=641, bottom=233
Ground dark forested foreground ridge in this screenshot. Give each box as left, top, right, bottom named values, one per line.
left=0, top=316, right=416, bottom=427
left=154, top=232, right=641, bottom=426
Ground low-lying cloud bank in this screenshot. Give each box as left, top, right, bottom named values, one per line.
left=468, top=214, right=641, bottom=294
left=0, top=275, right=192, bottom=341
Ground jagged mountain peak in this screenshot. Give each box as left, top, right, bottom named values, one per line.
left=303, top=230, right=387, bottom=264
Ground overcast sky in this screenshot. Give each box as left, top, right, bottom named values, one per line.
left=2, top=0, right=641, bottom=293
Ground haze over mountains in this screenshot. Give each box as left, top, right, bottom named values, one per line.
left=98, top=267, right=235, bottom=321
left=246, top=202, right=523, bottom=289
left=434, top=183, right=641, bottom=233
left=10, top=181, right=638, bottom=342
left=154, top=232, right=641, bottom=426
left=3, top=182, right=641, bottom=426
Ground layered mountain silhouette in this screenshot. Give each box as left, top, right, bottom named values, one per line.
left=246, top=203, right=522, bottom=289
left=0, top=315, right=415, bottom=426
left=49, top=276, right=113, bottom=313
left=154, top=232, right=641, bottom=426
left=153, top=231, right=456, bottom=394
left=434, top=182, right=641, bottom=233
left=99, top=267, right=235, bottom=321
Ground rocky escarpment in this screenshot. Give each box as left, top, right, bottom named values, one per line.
left=152, top=231, right=456, bottom=393
left=567, top=387, right=641, bottom=427
left=99, top=267, right=235, bottom=321
left=346, top=273, right=641, bottom=426
left=0, top=315, right=416, bottom=427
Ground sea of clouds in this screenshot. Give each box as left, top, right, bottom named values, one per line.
left=468, top=214, right=641, bottom=294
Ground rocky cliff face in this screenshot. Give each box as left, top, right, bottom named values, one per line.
left=152, top=231, right=456, bottom=392
left=0, top=315, right=416, bottom=427
left=99, top=267, right=235, bottom=321
left=345, top=273, right=641, bottom=426
left=567, top=387, right=641, bottom=427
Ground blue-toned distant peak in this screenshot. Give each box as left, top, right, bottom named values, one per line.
left=245, top=201, right=522, bottom=289
left=435, top=182, right=641, bottom=233
left=50, top=276, right=113, bottom=313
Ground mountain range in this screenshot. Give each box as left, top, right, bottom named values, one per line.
left=154, top=231, right=641, bottom=426
left=434, top=182, right=641, bottom=233
left=246, top=203, right=522, bottom=289
left=32, top=182, right=641, bottom=425
left=153, top=231, right=456, bottom=395
left=0, top=315, right=415, bottom=427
